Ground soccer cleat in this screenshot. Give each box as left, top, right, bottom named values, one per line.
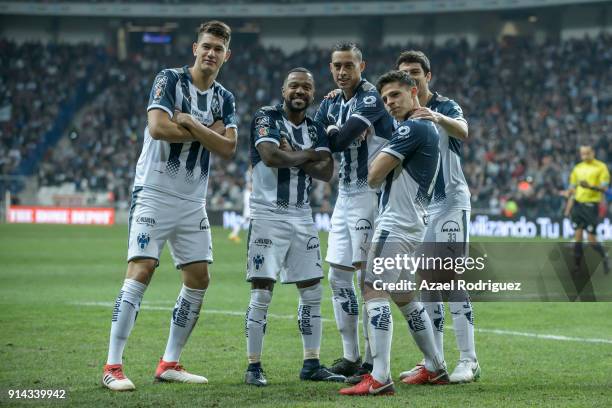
left=345, top=364, right=372, bottom=385
left=245, top=366, right=268, bottom=387
left=228, top=234, right=241, bottom=243
left=329, top=357, right=362, bottom=377
left=449, top=359, right=481, bottom=384
left=339, top=373, right=395, bottom=396
left=398, top=359, right=425, bottom=381
left=102, top=364, right=135, bottom=391
left=300, top=365, right=346, bottom=382
left=154, top=360, right=208, bottom=384
left=401, top=365, right=449, bottom=385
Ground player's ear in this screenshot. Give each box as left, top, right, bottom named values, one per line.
left=359, top=60, right=366, bottom=73
left=425, top=71, right=432, bottom=82
left=192, top=42, right=198, bottom=57
left=224, top=48, right=231, bottom=62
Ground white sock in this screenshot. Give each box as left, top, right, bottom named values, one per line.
left=362, top=302, right=373, bottom=366
left=230, top=222, right=241, bottom=237
left=107, top=279, right=146, bottom=365
left=399, top=301, right=445, bottom=372
left=423, top=301, right=445, bottom=362
left=298, top=283, right=323, bottom=360
left=366, top=298, right=393, bottom=384
left=329, top=267, right=360, bottom=362
left=450, top=297, right=477, bottom=361
left=245, top=289, right=272, bottom=363
left=162, top=285, right=206, bottom=362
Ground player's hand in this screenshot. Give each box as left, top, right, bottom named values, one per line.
left=410, top=107, right=439, bottom=123
left=279, top=137, right=294, bottom=152
left=173, top=110, right=193, bottom=127
left=209, top=119, right=226, bottom=135
left=324, top=89, right=341, bottom=99
left=579, top=180, right=591, bottom=188
left=358, top=127, right=373, bottom=143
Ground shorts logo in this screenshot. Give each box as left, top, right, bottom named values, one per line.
left=199, top=218, right=210, bottom=231
left=355, top=219, right=372, bottom=231
left=137, top=232, right=150, bottom=250
left=152, top=74, right=168, bottom=104
left=253, top=254, right=265, bottom=270
left=441, top=221, right=460, bottom=233
left=136, top=216, right=156, bottom=227
left=306, top=237, right=320, bottom=251
left=254, top=238, right=273, bottom=248
left=370, top=305, right=391, bottom=331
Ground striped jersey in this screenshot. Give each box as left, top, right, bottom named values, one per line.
left=250, top=104, right=330, bottom=221
left=377, top=119, right=440, bottom=238
left=134, top=66, right=238, bottom=203
left=426, top=92, right=470, bottom=212
left=315, top=79, right=394, bottom=195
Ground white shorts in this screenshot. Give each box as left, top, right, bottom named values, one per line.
left=326, top=191, right=378, bottom=268
left=247, top=218, right=324, bottom=284
left=127, top=187, right=212, bottom=268
left=422, top=208, right=470, bottom=259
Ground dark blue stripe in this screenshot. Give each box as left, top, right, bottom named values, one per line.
left=449, top=137, right=462, bottom=156
left=197, top=92, right=208, bottom=112
left=356, top=139, right=368, bottom=185
left=277, top=169, right=291, bottom=210
left=185, top=141, right=201, bottom=181
left=179, top=70, right=191, bottom=113
left=381, top=171, right=394, bottom=209
left=291, top=125, right=304, bottom=144
left=373, top=229, right=390, bottom=258
left=342, top=150, right=352, bottom=186
left=199, top=148, right=210, bottom=180
left=296, top=169, right=306, bottom=208
left=166, top=143, right=183, bottom=177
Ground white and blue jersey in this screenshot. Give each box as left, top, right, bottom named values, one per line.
left=134, top=66, right=238, bottom=203
left=250, top=104, right=331, bottom=221
left=315, top=79, right=394, bottom=195
left=426, top=92, right=470, bottom=213
left=377, top=119, right=440, bottom=238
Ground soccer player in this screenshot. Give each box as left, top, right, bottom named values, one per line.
left=244, top=67, right=344, bottom=386
left=102, top=21, right=238, bottom=391
left=563, top=145, right=610, bottom=274
left=315, top=42, right=394, bottom=378
left=396, top=50, right=480, bottom=384
left=340, top=71, right=447, bottom=396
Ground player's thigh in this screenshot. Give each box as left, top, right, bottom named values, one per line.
left=168, top=200, right=213, bottom=269
left=127, top=189, right=173, bottom=265
left=247, top=219, right=292, bottom=283
left=325, top=195, right=353, bottom=268
left=347, top=191, right=378, bottom=266
left=284, top=222, right=324, bottom=284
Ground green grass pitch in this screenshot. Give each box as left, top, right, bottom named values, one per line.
left=0, top=224, right=611, bottom=407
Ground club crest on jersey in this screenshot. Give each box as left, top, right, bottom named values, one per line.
left=258, top=127, right=269, bottom=137
left=355, top=218, right=372, bottom=231
left=137, top=232, right=150, bottom=250
left=211, top=96, right=221, bottom=117
left=152, top=74, right=168, bottom=104
left=252, top=254, right=265, bottom=270
left=306, top=237, right=320, bottom=251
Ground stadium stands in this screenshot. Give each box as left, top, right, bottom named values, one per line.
left=3, top=33, right=611, bottom=216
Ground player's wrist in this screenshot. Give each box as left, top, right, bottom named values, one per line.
left=326, top=125, right=340, bottom=135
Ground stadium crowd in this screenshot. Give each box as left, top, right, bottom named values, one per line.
left=3, top=33, right=611, bottom=216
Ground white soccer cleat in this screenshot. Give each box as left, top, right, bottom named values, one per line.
left=449, top=359, right=481, bottom=383
left=399, top=358, right=425, bottom=380
left=102, top=364, right=136, bottom=391
left=155, top=360, right=208, bottom=384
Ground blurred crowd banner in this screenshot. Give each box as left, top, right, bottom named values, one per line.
left=7, top=206, right=115, bottom=225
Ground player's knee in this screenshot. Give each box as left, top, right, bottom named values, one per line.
left=298, top=281, right=322, bottom=306
left=126, top=258, right=156, bottom=284
left=251, top=278, right=274, bottom=291
left=329, top=266, right=355, bottom=290
left=249, top=288, right=272, bottom=310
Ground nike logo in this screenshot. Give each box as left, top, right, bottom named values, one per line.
left=369, top=382, right=393, bottom=394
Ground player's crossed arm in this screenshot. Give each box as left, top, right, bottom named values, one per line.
left=173, top=110, right=237, bottom=160
left=257, top=140, right=323, bottom=169
left=279, top=139, right=333, bottom=182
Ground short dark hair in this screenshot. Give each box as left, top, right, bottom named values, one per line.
left=376, top=70, right=417, bottom=93
left=287, top=67, right=312, bottom=76
left=395, top=50, right=431, bottom=74
left=197, top=20, right=231, bottom=45
left=331, top=41, right=363, bottom=61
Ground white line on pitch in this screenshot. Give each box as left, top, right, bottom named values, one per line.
left=73, top=301, right=612, bottom=345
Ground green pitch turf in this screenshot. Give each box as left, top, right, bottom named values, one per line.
left=0, top=224, right=611, bottom=407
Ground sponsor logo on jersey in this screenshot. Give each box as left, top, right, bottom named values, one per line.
left=441, top=220, right=460, bottom=233
left=355, top=218, right=372, bottom=231
left=258, top=127, right=269, bottom=137
left=397, top=125, right=411, bottom=137
left=306, top=237, right=320, bottom=251
left=255, top=115, right=270, bottom=126
left=199, top=218, right=210, bottom=231
left=136, top=216, right=156, bottom=227
left=362, top=95, right=377, bottom=107
left=252, top=254, right=265, bottom=270
left=152, top=74, right=168, bottom=104
left=137, top=232, right=150, bottom=250
left=253, top=238, right=273, bottom=248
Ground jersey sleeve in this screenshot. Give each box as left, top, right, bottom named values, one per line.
left=314, top=98, right=331, bottom=127
left=569, top=167, right=577, bottom=188
left=600, top=163, right=610, bottom=187
left=221, top=92, right=238, bottom=129
left=381, top=123, right=422, bottom=161
left=252, top=110, right=280, bottom=147
left=439, top=99, right=466, bottom=122
left=312, top=121, right=331, bottom=153
left=147, top=69, right=178, bottom=118
left=351, top=90, right=386, bottom=127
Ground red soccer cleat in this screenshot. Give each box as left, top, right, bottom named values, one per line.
left=155, top=359, right=208, bottom=384
left=401, top=365, right=449, bottom=385
left=102, top=364, right=135, bottom=391
left=339, top=373, right=395, bottom=396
